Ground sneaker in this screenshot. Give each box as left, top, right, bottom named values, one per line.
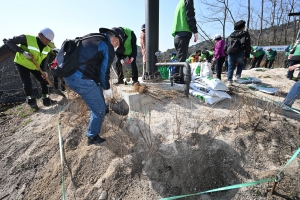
left=227, top=80, right=233, bottom=86
left=43, top=98, right=57, bottom=106
left=87, top=135, right=106, bottom=146
left=27, top=98, right=38, bottom=109
left=236, top=75, right=241, bottom=81
left=273, top=101, right=291, bottom=111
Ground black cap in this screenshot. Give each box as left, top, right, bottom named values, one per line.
left=141, top=24, right=145, bottom=31
left=234, top=20, right=246, bottom=30
left=99, top=27, right=124, bottom=45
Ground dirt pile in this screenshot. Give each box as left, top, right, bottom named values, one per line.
left=0, top=68, right=300, bottom=200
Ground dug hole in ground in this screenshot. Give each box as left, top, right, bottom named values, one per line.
left=0, top=68, right=299, bottom=200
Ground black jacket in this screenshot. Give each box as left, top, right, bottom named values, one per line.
left=225, top=30, right=251, bottom=56
left=6, top=34, right=48, bottom=70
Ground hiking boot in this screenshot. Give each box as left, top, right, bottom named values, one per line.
left=43, top=97, right=57, bottom=106
left=27, top=98, right=38, bottom=109
left=87, top=135, right=106, bottom=146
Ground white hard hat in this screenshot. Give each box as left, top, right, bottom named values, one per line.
left=214, top=34, right=221, bottom=40
left=40, top=28, right=54, bottom=41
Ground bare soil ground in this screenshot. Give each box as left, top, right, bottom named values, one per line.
left=0, top=68, right=300, bottom=200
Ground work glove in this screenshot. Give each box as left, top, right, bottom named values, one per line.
left=194, top=33, right=198, bottom=42
left=41, top=71, right=48, bottom=80
left=22, top=51, right=32, bottom=59
left=50, top=59, right=58, bottom=69
left=103, top=89, right=113, bottom=99
left=128, top=57, right=134, bottom=64
left=120, top=59, right=125, bottom=65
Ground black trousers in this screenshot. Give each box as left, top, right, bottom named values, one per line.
left=16, top=63, right=49, bottom=96
left=251, top=54, right=264, bottom=68
left=116, top=56, right=138, bottom=82
left=174, top=35, right=190, bottom=82
left=215, top=56, right=226, bottom=80
left=53, top=76, right=65, bottom=91
left=265, top=59, right=275, bottom=69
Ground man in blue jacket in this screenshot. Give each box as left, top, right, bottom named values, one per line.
left=63, top=28, right=123, bottom=146
left=172, top=0, right=198, bottom=84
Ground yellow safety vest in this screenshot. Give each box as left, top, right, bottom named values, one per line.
left=14, top=35, right=50, bottom=70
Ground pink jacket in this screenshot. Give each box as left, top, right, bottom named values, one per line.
left=140, top=31, right=146, bottom=62
left=214, top=39, right=226, bottom=59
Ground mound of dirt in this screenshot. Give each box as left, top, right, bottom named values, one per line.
left=0, top=68, right=300, bottom=200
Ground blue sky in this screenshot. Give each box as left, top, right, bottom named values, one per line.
left=1, top=0, right=261, bottom=52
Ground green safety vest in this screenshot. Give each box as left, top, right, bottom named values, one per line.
left=14, top=35, right=50, bottom=70
left=201, top=51, right=213, bottom=59
left=123, top=27, right=133, bottom=56
left=172, top=0, right=192, bottom=37
left=291, top=44, right=300, bottom=57
left=251, top=46, right=265, bottom=58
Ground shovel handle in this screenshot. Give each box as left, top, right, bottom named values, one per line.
left=31, top=57, right=53, bottom=86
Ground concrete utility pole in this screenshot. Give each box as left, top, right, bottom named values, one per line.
left=145, top=0, right=159, bottom=78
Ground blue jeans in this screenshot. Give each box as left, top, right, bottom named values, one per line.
left=64, top=70, right=107, bottom=138
left=283, top=81, right=300, bottom=107
left=227, top=52, right=245, bottom=81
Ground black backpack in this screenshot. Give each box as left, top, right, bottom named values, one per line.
left=51, top=33, right=105, bottom=78
left=227, top=37, right=242, bottom=54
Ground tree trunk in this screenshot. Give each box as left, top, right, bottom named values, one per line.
left=257, top=0, right=264, bottom=45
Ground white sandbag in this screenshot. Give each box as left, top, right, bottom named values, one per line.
left=250, top=68, right=270, bottom=71
left=236, top=76, right=262, bottom=84
left=190, top=82, right=231, bottom=99
left=200, top=62, right=213, bottom=77
left=189, top=89, right=223, bottom=105
left=189, top=62, right=201, bottom=76
left=194, top=76, right=228, bottom=91
left=248, top=83, right=279, bottom=94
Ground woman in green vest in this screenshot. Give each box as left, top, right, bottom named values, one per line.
left=6, top=28, right=57, bottom=109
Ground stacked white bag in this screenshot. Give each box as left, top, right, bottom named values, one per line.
left=188, top=61, right=231, bottom=104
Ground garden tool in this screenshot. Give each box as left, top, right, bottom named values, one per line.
left=31, top=57, right=66, bottom=98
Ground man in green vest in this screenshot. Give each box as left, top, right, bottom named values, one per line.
left=172, top=0, right=198, bottom=84
left=250, top=46, right=265, bottom=69
left=6, top=28, right=57, bottom=109
left=264, top=48, right=277, bottom=69
left=113, top=27, right=139, bottom=86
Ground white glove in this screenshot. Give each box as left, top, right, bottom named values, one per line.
left=103, top=89, right=113, bottom=99
left=43, top=71, right=48, bottom=77
left=120, top=59, right=125, bottom=65
left=194, top=33, right=198, bottom=42
left=41, top=71, right=48, bottom=79
left=22, top=51, right=32, bottom=58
